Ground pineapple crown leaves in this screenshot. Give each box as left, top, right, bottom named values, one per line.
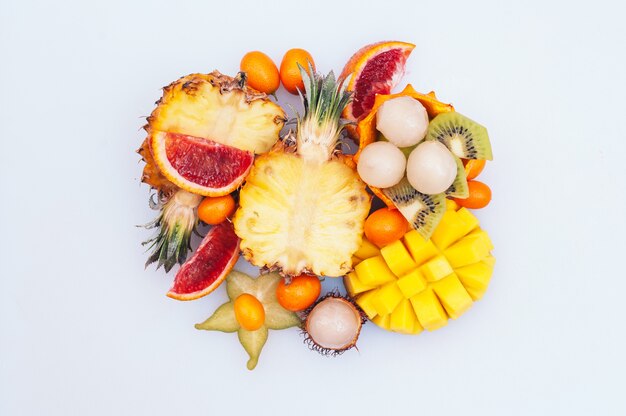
left=294, top=63, right=352, bottom=161
left=140, top=190, right=201, bottom=273
left=142, top=215, right=193, bottom=272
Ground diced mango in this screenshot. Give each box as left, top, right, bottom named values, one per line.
left=381, top=240, right=417, bottom=277
left=403, top=231, right=440, bottom=265
left=432, top=273, right=473, bottom=319
left=420, top=255, right=453, bottom=282
left=351, top=256, right=362, bottom=267
left=354, top=237, right=380, bottom=259
left=344, top=272, right=376, bottom=295
left=390, top=299, right=419, bottom=334
left=410, top=289, right=448, bottom=331
left=455, top=262, right=494, bottom=300
left=431, top=210, right=469, bottom=250
left=445, top=198, right=459, bottom=211
left=444, top=234, right=491, bottom=268
left=468, top=229, right=494, bottom=251
left=355, top=289, right=378, bottom=319
left=411, top=319, right=424, bottom=335
left=397, top=269, right=428, bottom=298
left=371, top=282, right=404, bottom=316
left=456, top=208, right=480, bottom=233
left=355, top=256, right=396, bottom=286
left=372, top=313, right=391, bottom=330
left=482, top=255, right=496, bottom=268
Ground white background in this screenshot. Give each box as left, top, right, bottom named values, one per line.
left=2, top=0, right=625, bottom=414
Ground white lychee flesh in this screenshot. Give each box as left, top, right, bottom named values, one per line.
left=306, top=298, right=361, bottom=350
left=406, top=141, right=457, bottom=195
left=357, top=141, right=406, bottom=188
left=376, top=96, right=429, bottom=148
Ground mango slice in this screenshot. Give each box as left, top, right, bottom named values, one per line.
left=356, top=289, right=379, bottom=319
left=344, top=271, right=376, bottom=295
left=372, top=314, right=391, bottom=330
left=455, top=262, right=494, bottom=300
left=403, top=231, right=440, bottom=265
left=397, top=269, right=428, bottom=298
left=381, top=240, right=417, bottom=277
left=432, top=274, right=473, bottom=319
left=410, top=289, right=448, bottom=331
left=390, top=299, right=419, bottom=334
left=421, top=255, right=453, bottom=282
left=371, top=282, right=404, bottom=316
left=354, top=237, right=380, bottom=259
left=355, top=256, right=397, bottom=286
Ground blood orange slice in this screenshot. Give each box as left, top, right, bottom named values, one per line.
left=150, top=131, right=254, bottom=196
left=167, top=221, right=240, bottom=301
left=340, top=41, right=415, bottom=136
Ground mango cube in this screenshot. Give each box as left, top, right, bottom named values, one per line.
left=371, top=282, right=404, bottom=316
left=455, top=262, right=494, bottom=300
left=456, top=208, right=480, bottom=233
left=445, top=199, right=459, bottom=211
left=432, top=274, right=473, bottom=319
left=372, top=313, right=391, bottom=330
left=468, top=229, right=494, bottom=250
left=355, top=289, right=378, bottom=319
left=431, top=210, right=469, bottom=250
left=397, top=269, right=428, bottom=298
left=420, top=255, right=453, bottom=282
left=344, top=272, right=375, bottom=295
left=444, top=234, right=491, bottom=268
left=355, top=255, right=396, bottom=286
left=403, top=231, right=440, bottom=264
left=410, top=289, right=448, bottom=331
left=353, top=237, right=380, bottom=259
left=481, top=255, right=496, bottom=268
left=381, top=240, right=417, bottom=277
left=390, top=299, right=419, bottom=334
left=412, top=319, right=424, bottom=335
left=351, top=256, right=362, bottom=267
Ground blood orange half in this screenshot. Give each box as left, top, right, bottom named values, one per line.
left=340, top=41, right=415, bottom=137
left=150, top=131, right=254, bottom=196
left=167, top=221, right=240, bottom=301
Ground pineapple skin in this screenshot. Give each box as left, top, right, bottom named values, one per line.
left=146, top=71, right=286, bottom=154
left=234, top=151, right=371, bottom=277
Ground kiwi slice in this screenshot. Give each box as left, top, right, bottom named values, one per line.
left=383, top=178, right=446, bottom=240
left=446, top=156, right=469, bottom=199
left=426, top=112, right=492, bottom=160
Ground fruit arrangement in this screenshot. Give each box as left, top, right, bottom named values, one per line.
left=137, top=41, right=495, bottom=369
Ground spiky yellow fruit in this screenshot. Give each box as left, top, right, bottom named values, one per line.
left=234, top=69, right=371, bottom=276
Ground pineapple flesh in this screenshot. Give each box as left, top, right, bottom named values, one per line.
left=147, top=71, right=286, bottom=154
left=234, top=69, right=371, bottom=277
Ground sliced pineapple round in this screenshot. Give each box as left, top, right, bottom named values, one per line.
left=346, top=201, right=495, bottom=334
left=234, top=151, right=370, bottom=277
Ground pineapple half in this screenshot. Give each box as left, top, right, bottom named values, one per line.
left=234, top=69, right=371, bottom=277
left=139, top=71, right=285, bottom=271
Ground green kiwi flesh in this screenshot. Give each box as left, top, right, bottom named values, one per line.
left=446, top=156, right=469, bottom=199
left=426, top=112, right=492, bottom=160
left=382, top=178, right=446, bottom=240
